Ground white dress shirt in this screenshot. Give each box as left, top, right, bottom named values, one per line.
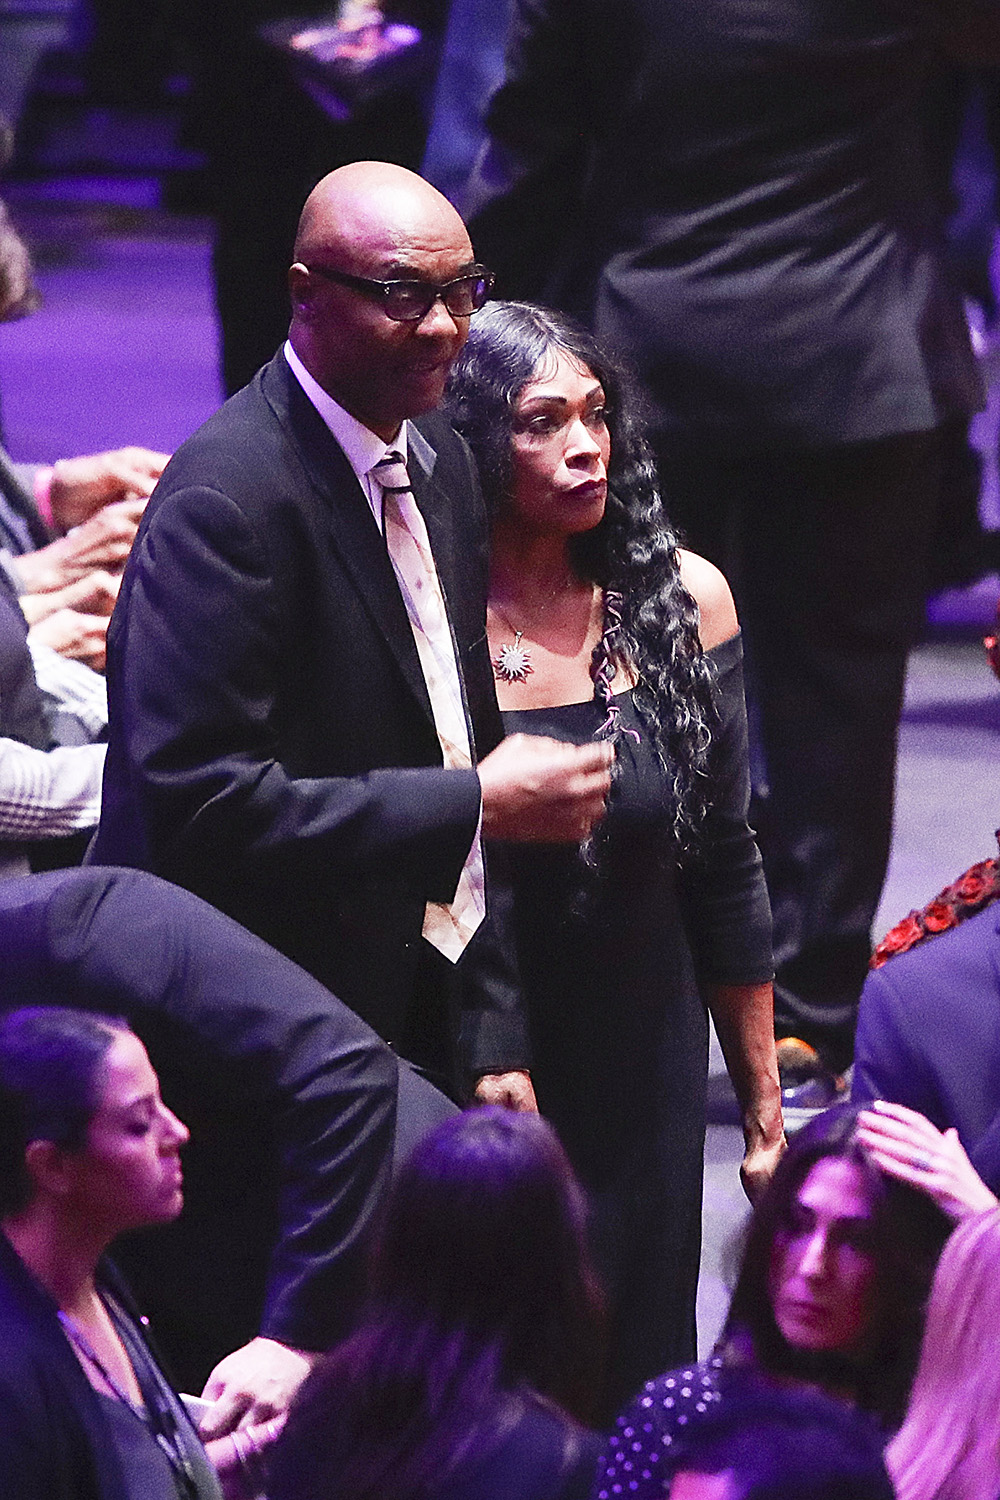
left=284, top=339, right=407, bottom=532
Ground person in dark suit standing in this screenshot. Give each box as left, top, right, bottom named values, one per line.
left=463, top=0, right=993, bottom=1099
left=91, top=162, right=612, bottom=1111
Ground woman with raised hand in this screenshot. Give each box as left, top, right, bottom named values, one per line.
left=443, top=300, right=784, bottom=1410
left=597, top=1103, right=954, bottom=1500
left=267, top=1107, right=605, bottom=1500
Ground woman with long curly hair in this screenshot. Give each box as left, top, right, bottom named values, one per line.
left=444, top=301, right=784, bottom=1413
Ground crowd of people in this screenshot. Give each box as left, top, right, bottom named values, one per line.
left=1, top=0, right=1000, bottom=1490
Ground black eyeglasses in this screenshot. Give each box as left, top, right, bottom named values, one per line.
left=307, top=263, right=495, bottom=321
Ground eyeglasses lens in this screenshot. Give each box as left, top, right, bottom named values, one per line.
left=384, top=275, right=491, bottom=321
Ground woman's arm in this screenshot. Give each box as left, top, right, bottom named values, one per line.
left=707, top=981, right=785, bottom=1202
left=680, top=550, right=785, bottom=1197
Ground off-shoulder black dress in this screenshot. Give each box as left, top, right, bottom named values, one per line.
left=500, top=633, right=773, bottom=1413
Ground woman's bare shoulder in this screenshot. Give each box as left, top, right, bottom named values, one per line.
left=677, top=549, right=739, bottom=651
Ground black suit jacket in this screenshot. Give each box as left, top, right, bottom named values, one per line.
left=852, top=902, right=1000, bottom=1194
left=91, top=352, right=525, bottom=1085
left=0, top=865, right=452, bottom=1389
left=467, top=0, right=983, bottom=446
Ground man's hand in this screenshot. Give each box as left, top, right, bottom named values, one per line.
left=199, top=1337, right=316, bottom=1438
left=18, top=569, right=119, bottom=626
left=15, top=498, right=146, bottom=594
left=48, top=446, right=168, bottom=530
left=479, top=733, right=613, bottom=843
left=28, top=609, right=109, bottom=671
left=474, top=1070, right=538, bottom=1111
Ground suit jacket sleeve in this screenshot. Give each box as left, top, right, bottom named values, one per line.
left=0, top=867, right=399, bottom=1353
left=851, top=962, right=945, bottom=1123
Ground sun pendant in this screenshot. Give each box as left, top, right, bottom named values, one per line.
left=494, top=631, right=533, bottom=684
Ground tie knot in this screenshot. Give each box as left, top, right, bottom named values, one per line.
left=373, top=452, right=411, bottom=494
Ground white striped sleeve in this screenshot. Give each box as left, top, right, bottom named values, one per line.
left=27, top=640, right=108, bottom=738
left=0, top=739, right=105, bottom=839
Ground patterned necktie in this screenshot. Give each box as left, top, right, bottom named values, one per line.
left=374, top=450, right=486, bottom=961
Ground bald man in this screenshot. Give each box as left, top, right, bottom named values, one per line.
left=92, top=163, right=610, bottom=1116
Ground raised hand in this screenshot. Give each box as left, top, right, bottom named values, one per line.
left=856, top=1099, right=999, bottom=1221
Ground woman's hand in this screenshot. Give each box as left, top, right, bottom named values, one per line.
left=856, top=1099, right=999, bottom=1221
left=47, top=446, right=168, bottom=530
left=205, top=1414, right=285, bottom=1500
left=15, top=498, right=145, bottom=594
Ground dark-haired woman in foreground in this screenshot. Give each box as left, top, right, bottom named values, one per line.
left=267, top=1107, right=605, bottom=1500
left=0, top=1006, right=233, bottom=1500
left=444, top=300, right=784, bottom=1410
left=598, top=1103, right=960, bottom=1500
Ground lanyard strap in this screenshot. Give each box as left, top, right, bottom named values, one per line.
left=58, top=1304, right=200, bottom=1500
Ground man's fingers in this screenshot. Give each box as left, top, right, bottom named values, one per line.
left=479, top=733, right=614, bottom=841
left=474, top=1070, right=538, bottom=1112
left=568, top=740, right=614, bottom=771
left=197, top=1384, right=251, bottom=1440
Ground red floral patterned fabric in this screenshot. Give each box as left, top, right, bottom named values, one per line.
left=870, top=832, right=1000, bottom=969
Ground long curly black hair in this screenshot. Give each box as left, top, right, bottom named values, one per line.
left=444, top=300, right=716, bottom=847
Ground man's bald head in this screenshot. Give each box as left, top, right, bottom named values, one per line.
left=287, top=164, right=478, bottom=438
left=293, top=161, right=469, bottom=267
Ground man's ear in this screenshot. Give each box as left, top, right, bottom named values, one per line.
left=288, top=262, right=315, bottom=320
left=24, top=1137, right=75, bottom=1198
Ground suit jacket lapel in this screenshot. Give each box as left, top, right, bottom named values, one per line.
left=262, top=354, right=435, bottom=726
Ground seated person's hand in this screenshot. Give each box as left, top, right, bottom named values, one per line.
left=18, top=569, right=119, bottom=626
left=856, top=1099, right=999, bottom=1221
left=15, top=497, right=146, bottom=594
left=47, top=445, right=168, bottom=530
left=28, top=608, right=110, bottom=672
left=199, top=1336, right=316, bottom=1439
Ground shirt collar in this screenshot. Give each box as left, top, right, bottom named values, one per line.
left=283, top=340, right=409, bottom=484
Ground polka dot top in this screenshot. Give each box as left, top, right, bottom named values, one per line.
left=594, top=1354, right=726, bottom=1498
